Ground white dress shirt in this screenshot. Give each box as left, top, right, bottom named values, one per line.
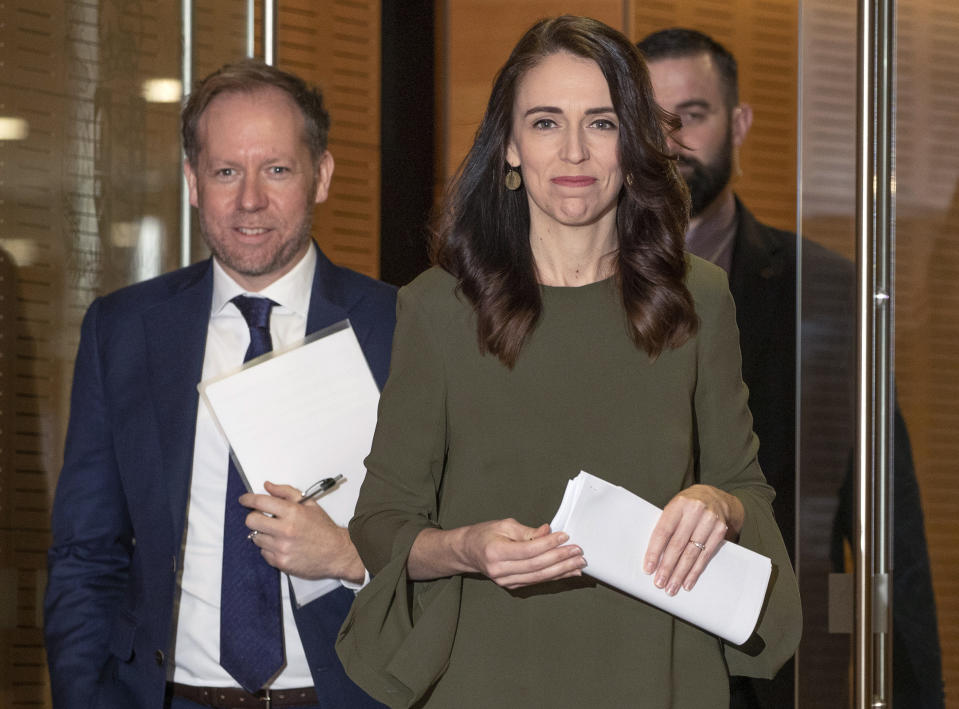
left=173, top=247, right=321, bottom=689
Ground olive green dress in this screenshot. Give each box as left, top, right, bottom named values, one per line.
left=337, top=259, right=801, bottom=708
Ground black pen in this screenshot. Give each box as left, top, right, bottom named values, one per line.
left=299, top=474, right=343, bottom=503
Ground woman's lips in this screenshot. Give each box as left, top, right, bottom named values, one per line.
left=551, top=176, right=597, bottom=187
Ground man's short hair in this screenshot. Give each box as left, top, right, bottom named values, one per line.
left=181, top=59, right=331, bottom=167
left=637, top=28, right=739, bottom=109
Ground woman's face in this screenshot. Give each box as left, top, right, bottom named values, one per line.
left=506, top=52, right=623, bottom=232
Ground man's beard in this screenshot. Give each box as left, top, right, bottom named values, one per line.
left=678, top=129, right=734, bottom=217
left=199, top=206, right=315, bottom=281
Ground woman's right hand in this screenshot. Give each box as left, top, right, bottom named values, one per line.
left=409, top=520, right=585, bottom=589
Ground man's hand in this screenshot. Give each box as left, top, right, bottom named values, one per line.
left=239, top=481, right=365, bottom=584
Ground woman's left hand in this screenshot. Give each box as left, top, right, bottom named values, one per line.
left=642, top=484, right=745, bottom=596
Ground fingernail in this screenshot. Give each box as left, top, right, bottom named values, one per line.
left=667, top=583, right=679, bottom=596
left=643, top=560, right=654, bottom=574
left=683, top=581, right=693, bottom=591
left=655, top=575, right=665, bottom=588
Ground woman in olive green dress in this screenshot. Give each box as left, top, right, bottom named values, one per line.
left=337, top=16, right=801, bottom=708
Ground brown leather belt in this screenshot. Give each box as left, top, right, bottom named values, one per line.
left=169, top=682, right=317, bottom=708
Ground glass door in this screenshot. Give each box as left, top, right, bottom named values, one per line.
left=0, top=3, right=230, bottom=703
left=798, top=0, right=955, bottom=705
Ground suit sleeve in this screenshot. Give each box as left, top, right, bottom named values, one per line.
left=690, top=264, right=803, bottom=678
left=44, top=299, right=134, bottom=709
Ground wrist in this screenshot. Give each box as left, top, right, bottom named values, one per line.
left=409, top=525, right=474, bottom=580
left=447, top=525, right=477, bottom=575
left=334, top=526, right=366, bottom=584
left=725, top=493, right=745, bottom=540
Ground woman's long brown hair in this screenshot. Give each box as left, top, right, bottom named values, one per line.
left=432, top=15, right=698, bottom=368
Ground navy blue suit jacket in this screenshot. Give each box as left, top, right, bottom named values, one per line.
left=44, top=246, right=395, bottom=709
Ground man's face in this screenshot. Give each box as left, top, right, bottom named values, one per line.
left=647, top=54, right=749, bottom=217
left=184, top=86, right=334, bottom=291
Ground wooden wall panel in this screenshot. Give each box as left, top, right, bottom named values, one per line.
left=296, top=0, right=381, bottom=278
left=193, top=0, right=250, bottom=85
left=274, top=0, right=382, bottom=278
left=798, top=0, right=858, bottom=258
left=891, top=0, right=959, bottom=701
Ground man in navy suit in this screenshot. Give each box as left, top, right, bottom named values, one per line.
left=44, top=60, right=394, bottom=708
left=639, top=27, right=943, bottom=709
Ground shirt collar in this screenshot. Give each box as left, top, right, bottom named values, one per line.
left=685, top=194, right=739, bottom=274
left=211, top=244, right=316, bottom=317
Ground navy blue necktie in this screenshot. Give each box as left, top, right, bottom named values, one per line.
left=220, top=295, right=283, bottom=691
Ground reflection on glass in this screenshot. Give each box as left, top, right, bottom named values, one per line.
left=800, top=0, right=951, bottom=706
left=141, top=78, right=183, bottom=103
left=0, top=1, right=240, bottom=704
left=0, top=117, right=29, bottom=140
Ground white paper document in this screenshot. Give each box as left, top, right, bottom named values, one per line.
left=199, top=320, right=379, bottom=606
left=549, top=471, right=771, bottom=645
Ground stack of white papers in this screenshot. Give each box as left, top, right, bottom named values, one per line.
left=550, top=471, right=771, bottom=645
left=199, top=320, right=379, bottom=606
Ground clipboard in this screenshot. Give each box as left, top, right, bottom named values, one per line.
left=199, top=319, right=379, bottom=605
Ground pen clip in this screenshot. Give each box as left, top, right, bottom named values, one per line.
left=300, top=474, right=343, bottom=502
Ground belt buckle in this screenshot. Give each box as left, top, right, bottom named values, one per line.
left=259, top=688, right=271, bottom=709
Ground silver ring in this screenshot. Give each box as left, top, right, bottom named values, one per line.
left=690, top=540, right=706, bottom=552
left=247, top=530, right=259, bottom=541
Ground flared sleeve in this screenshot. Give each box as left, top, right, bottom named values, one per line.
left=689, top=262, right=803, bottom=677
left=337, top=270, right=461, bottom=708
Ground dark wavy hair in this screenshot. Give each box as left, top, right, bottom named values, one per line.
left=432, top=15, right=697, bottom=368
left=181, top=58, right=330, bottom=168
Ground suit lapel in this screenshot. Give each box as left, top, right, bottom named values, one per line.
left=729, top=200, right=785, bottom=371
left=306, top=245, right=351, bottom=336
left=142, top=262, right=214, bottom=534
